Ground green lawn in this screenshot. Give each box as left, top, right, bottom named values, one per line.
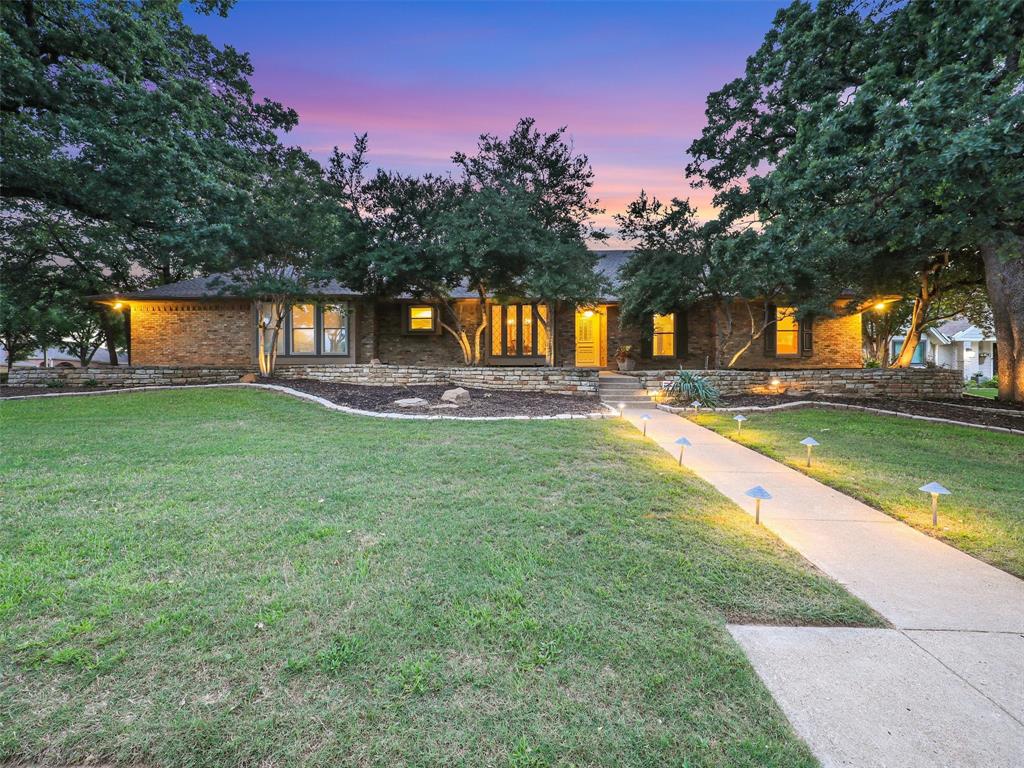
left=0, top=389, right=879, bottom=768
left=964, top=387, right=998, bottom=399
left=692, top=408, right=1024, bottom=578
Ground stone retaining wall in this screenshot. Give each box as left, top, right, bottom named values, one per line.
left=6, top=366, right=250, bottom=389
left=7, top=364, right=600, bottom=396
left=274, top=364, right=599, bottom=395
left=632, top=367, right=963, bottom=399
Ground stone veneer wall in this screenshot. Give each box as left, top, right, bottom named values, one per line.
left=7, top=364, right=962, bottom=399
left=7, top=366, right=250, bottom=388
left=632, top=367, right=963, bottom=399
left=274, top=364, right=598, bottom=395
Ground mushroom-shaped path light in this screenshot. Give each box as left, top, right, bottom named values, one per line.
left=618, top=402, right=627, bottom=418
left=919, top=482, right=951, bottom=527
left=744, top=485, right=773, bottom=525
left=733, top=414, right=748, bottom=434
left=800, top=436, right=820, bottom=467
left=640, top=413, right=651, bottom=436
left=674, top=436, right=692, bottom=465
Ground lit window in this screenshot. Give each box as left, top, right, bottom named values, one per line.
left=322, top=304, right=349, bottom=355
left=490, top=303, right=548, bottom=357
left=408, top=305, right=436, bottom=332
left=775, top=307, right=799, bottom=356
left=291, top=304, right=316, bottom=354
left=652, top=313, right=675, bottom=357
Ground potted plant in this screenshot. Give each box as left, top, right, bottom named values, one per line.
left=615, top=345, right=637, bottom=371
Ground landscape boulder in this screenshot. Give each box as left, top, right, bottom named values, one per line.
left=239, top=373, right=258, bottom=383
left=393, top=397, right=429, bottom=407
left=441, top=387, right=471, bottom=405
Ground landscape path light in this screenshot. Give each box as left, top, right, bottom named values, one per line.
left=691, top=400, right=702, bottom=414
left=734, top=414, right=748, bottom=434
left=744, top=485, right=772, bottom=525
left=674, top=436, right=692, bottom=465
left=800, top=436, right=820, bottom=467
left=641, top=413, right=651, bottom=436
left=618, top=402, right=627, bottom=418
left=919, top=482, right=951, bottom=527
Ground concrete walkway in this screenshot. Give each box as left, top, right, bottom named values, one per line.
left=620, top=406, right=1024, bottom=768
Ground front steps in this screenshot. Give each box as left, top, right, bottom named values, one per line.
left=598, top=371, right=660, bottom=408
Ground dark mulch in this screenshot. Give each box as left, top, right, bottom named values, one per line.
left=704, top=393, right=1024, bottom=431
left=266, top=378, right=602, bottom=417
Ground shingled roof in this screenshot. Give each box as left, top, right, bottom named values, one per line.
left=111, top=251, right=633, bottom=302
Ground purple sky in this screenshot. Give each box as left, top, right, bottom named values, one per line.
left=188, top=1, right=785, bottom=244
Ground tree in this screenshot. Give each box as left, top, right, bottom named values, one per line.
left=326, top=120, right=607, bottom=365
left=215, top=148, right=356, bottom=376
left=687, top=0, right=1024, bottom=398
left=616, top=195, right=792, bottom=368
left=0, top=252, right=56, bottom=371
left=2, top=0, right=298, bottom=334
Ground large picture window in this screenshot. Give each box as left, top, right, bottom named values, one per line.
left=490, top=303, right=548, bottom=358
left=652, top=313, right=675, bottom=358
left=262, top=302, right=351, bottom=357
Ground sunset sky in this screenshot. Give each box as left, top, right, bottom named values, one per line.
left=188, top=1, right=786, bottom=243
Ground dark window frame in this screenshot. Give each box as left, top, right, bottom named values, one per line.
left=269, top=302, right=352, bottom=358
left=487, top=302, right=548, bottom=360
left=402, top=303, right=439, bottom=335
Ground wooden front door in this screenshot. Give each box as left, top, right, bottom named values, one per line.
left=575, top=308, right=602, bottom=367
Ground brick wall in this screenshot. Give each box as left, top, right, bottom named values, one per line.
left=632, top=367, right=963, bottom=399
left=130, top=301, right=252, bottom=366
left=375, top=300, right=478, bottom=366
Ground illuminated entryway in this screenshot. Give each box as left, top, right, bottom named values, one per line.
left=574, top=306, right=607, bottom=367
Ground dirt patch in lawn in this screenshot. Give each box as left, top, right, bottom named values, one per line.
left=705, top=394, right=1024, bottom=431
left=267, top=378, right=602, bottom=417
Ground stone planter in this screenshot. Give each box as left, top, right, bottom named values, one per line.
left=617, top=358, right=637, bottom=372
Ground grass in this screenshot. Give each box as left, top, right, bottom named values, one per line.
left=0, top=389, right=880, bottom=768
left=692, top=407, right=1024, bottom=578
left=964, top=387, right=998, bottom=399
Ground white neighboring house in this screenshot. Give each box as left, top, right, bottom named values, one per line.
left=1, top=346, right=117, bottom=369
left=891, top=318, right=996, bottom=382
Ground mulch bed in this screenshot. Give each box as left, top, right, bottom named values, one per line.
left=703, top=393, right=1024, bottom=431
left=267, top=378, right=602, bottom=417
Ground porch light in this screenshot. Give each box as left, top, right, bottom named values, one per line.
left=874, top=302, right=887, bottom=311
left=744, top=485, right=772, bottom=525
left=800, top=436, right=820, bottom=467
left=113, top=302, right=123, bottom=310
left=734, top=414, right=748, bottom=433
left=674, top=436, right=692, bottom=465
left=582, top=309, right=595, bottom=318
left=641, top=413, right=651, bottom=436
left=919, top=482, right=951, bottom=527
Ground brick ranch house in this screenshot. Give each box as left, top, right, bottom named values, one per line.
left=95, top=252, right=864, bottom=373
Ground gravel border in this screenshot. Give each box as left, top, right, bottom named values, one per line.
left=0, top=382, right=617, bottom=421
left=658, top=400, right=1024, bottom=436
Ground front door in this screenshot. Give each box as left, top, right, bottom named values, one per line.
left=575, top=308, right=602, bottom=367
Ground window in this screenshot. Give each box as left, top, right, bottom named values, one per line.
left=490, top=303, right=548, bottom=358
left=321, top=304, right=349, bottom=355
left=262, top=303, right=351, bottom=357
left=407, top=305, right=436, bottom=333
left=652, top=313, right=675, bottom=357
left=291, top=304, right=316, bottom=354
left=775, top=307, right=799, bottom=356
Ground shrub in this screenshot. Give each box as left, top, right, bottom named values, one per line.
left=82, top=378, right=100, bottom=388
left=663, top=368, right=721, bottom=407
left=983, top=377, right=999, bottom=388
left=44, top=379, right=65, bottom=389
left=864, top=359, right=881, bottom=368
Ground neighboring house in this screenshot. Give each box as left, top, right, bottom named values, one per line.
left=890, top=319, right=997, bottom=382
left=92, top=251, right=867, bottom=371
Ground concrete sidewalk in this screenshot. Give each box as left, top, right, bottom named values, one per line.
left=620, top=406, right=1024, bottom=767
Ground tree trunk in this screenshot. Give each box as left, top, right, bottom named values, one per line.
left=981, top=241, right=1024, bottom=402
left=891, top=275, right=933, bottom=368
left=103, top=321, right=119, bottom=366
